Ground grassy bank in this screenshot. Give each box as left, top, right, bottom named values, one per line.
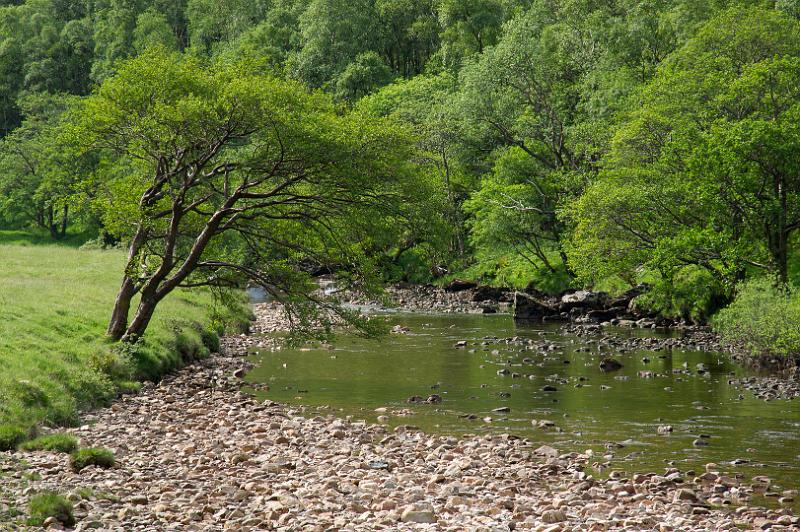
left=0, top=231, right=250, bottom=444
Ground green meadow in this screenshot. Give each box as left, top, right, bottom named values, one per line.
left=0, top=231, right=249, bottom=443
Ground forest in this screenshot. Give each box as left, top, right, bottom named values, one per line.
left=3, top=1, right=800, bottom=529
left=2, top=0, right=800, bottom=354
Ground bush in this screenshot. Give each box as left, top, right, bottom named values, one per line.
left=19, top=433, right=78, bottom=453
left=200, top=327, right=220, bottom=353
left=70, top=448, right=115, bottom=472
left=28, top=492, right=75, bottom=527
left=713, top=277, right=800, bottom=359
left=88, top=348, right=134, bottom=381
left=0, top=424, right=28, bottom=451
left=635, top=267, right=729, bottom=322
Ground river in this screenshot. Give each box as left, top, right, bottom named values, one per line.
left=245, top=312, right=800, bottom=506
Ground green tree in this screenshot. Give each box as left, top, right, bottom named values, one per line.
left=335, top=51, right=393, bottom=103
left=0, top=93, right=85, bottom=237
left=65, top=49, right=422, bottom=341
left=455, top=1, right=606, bottom=285
left=568, top=7, right=800, bottom=288
left=288, top=0, right=382, bottom=90
left=186, top=0, right=268, bottom=54
left=359, top=72, right=463, bottom=275
left=133, top=7, right=178, bottom=53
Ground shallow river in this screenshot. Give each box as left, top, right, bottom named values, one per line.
left=246, top=313, right=800, bottom=500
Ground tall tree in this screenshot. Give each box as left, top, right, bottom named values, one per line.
left=65, top=49, right=422, bottom=341
left=568, top=7, right=800, bottom=286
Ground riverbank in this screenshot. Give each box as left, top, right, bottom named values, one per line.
left=2, top=304, right=797, bottom=530
left=0, top=233, right=250, bottom=450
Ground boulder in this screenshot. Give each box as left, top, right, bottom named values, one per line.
left=444, top=279, right=477, bottom=292
left=599, top=358, right=623, bottom=372
left=513, top=292, right=557, bottom=321
left=586, top=309, right=617, bottom=322
left=472, top=285, right=508, bottom=302
left=560, top=290, right=609, bottom=311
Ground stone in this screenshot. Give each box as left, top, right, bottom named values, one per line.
left=541, top=509, right=566, bottom=523
left=599, top=358, right=623, bottom=372
left=534, top=445, right=559, bottom=458
left=560, top=290, right=608, bottom=310
left=400, top=507, right=437, bottom=524
left=673, top=489, right=698, bottom=503
left=444, top=279, right=477, bottom=292
left=513, top=292, right=557, bottom=321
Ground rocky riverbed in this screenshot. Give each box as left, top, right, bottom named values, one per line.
left=346, top=283, right=800, bottom=401
left=2, top=304, right=798, bottom=531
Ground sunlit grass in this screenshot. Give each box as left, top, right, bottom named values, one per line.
left=0, top=231, right=250, bottom=436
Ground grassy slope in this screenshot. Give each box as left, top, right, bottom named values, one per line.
left=0, top=231, right=250, bottom=435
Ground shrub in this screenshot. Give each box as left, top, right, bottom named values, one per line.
left=0, top=424, right=28, bottom=451
left=28, top=492, right=75, bottom=527
left=70, top=448, right=115, bottom=472
left=636, top=267, right=730, bottom=322
left=713, top=277, right=800, bottom=359
left=19, top=433, right=78, bottom=453
left=88, top=346, right=135, bottom=381
left=200, top=327, right=220, bottom=353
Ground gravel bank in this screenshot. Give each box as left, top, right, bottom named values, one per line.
left=1, top=305, right=797, bottom=531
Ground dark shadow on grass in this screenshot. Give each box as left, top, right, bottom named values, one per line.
left=0, top=229, right=97, bottom=248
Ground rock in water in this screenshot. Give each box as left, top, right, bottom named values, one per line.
left=513, top=292, right=557, bottom=321
left=599, top=358, right=623, bottom=372
left=560, top=290, right=609, bottom=310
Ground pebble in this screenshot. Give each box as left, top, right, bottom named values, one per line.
left=0, top=303, right=793, bottom=531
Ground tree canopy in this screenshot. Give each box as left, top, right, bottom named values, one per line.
left=4, top=0, right=800, bottom=333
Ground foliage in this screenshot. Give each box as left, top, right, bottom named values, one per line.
left=28, top=492, right=75, bottom=527
left=713, top=277, right=800, bottom=360
left=0, top=424, right=28, bottom=451
left=567, top=6, right=800, bottom=289
left=19, top=433, right=79, bottom=453
left=63, top=48, right=429, bottom=342
left=3, top=0, right=800, bottom=351
left=70, top=447, right=116, bottom=472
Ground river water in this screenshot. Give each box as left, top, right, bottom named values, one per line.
left=246, top=312, right=800, bottom=502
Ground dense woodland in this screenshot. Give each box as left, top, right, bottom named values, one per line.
left=2, top=0, right=800, bottom=354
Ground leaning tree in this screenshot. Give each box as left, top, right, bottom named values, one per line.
left=66, top=49, right=422, bottom=342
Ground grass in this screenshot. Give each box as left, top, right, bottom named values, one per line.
left=18, top=433, right=78, bottom=453
left=70, top=448, right=115, bottom=472
left=27, top=492, right=75, bottom=527
left=0, top=425, right=28, bottom=451
left=0, top=230, right=251, bottom=442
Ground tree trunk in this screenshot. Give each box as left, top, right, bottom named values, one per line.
left=59, top=205, right=68, bottom=238
left=107, top=276, right=137, bottom=340
left=107, top=226, right=149, bottom=340
left=121, top=293, right=159, bottom=342
left=775, top=234, right=789, bottom=285
left=47, top=205, right=59, bottom=239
